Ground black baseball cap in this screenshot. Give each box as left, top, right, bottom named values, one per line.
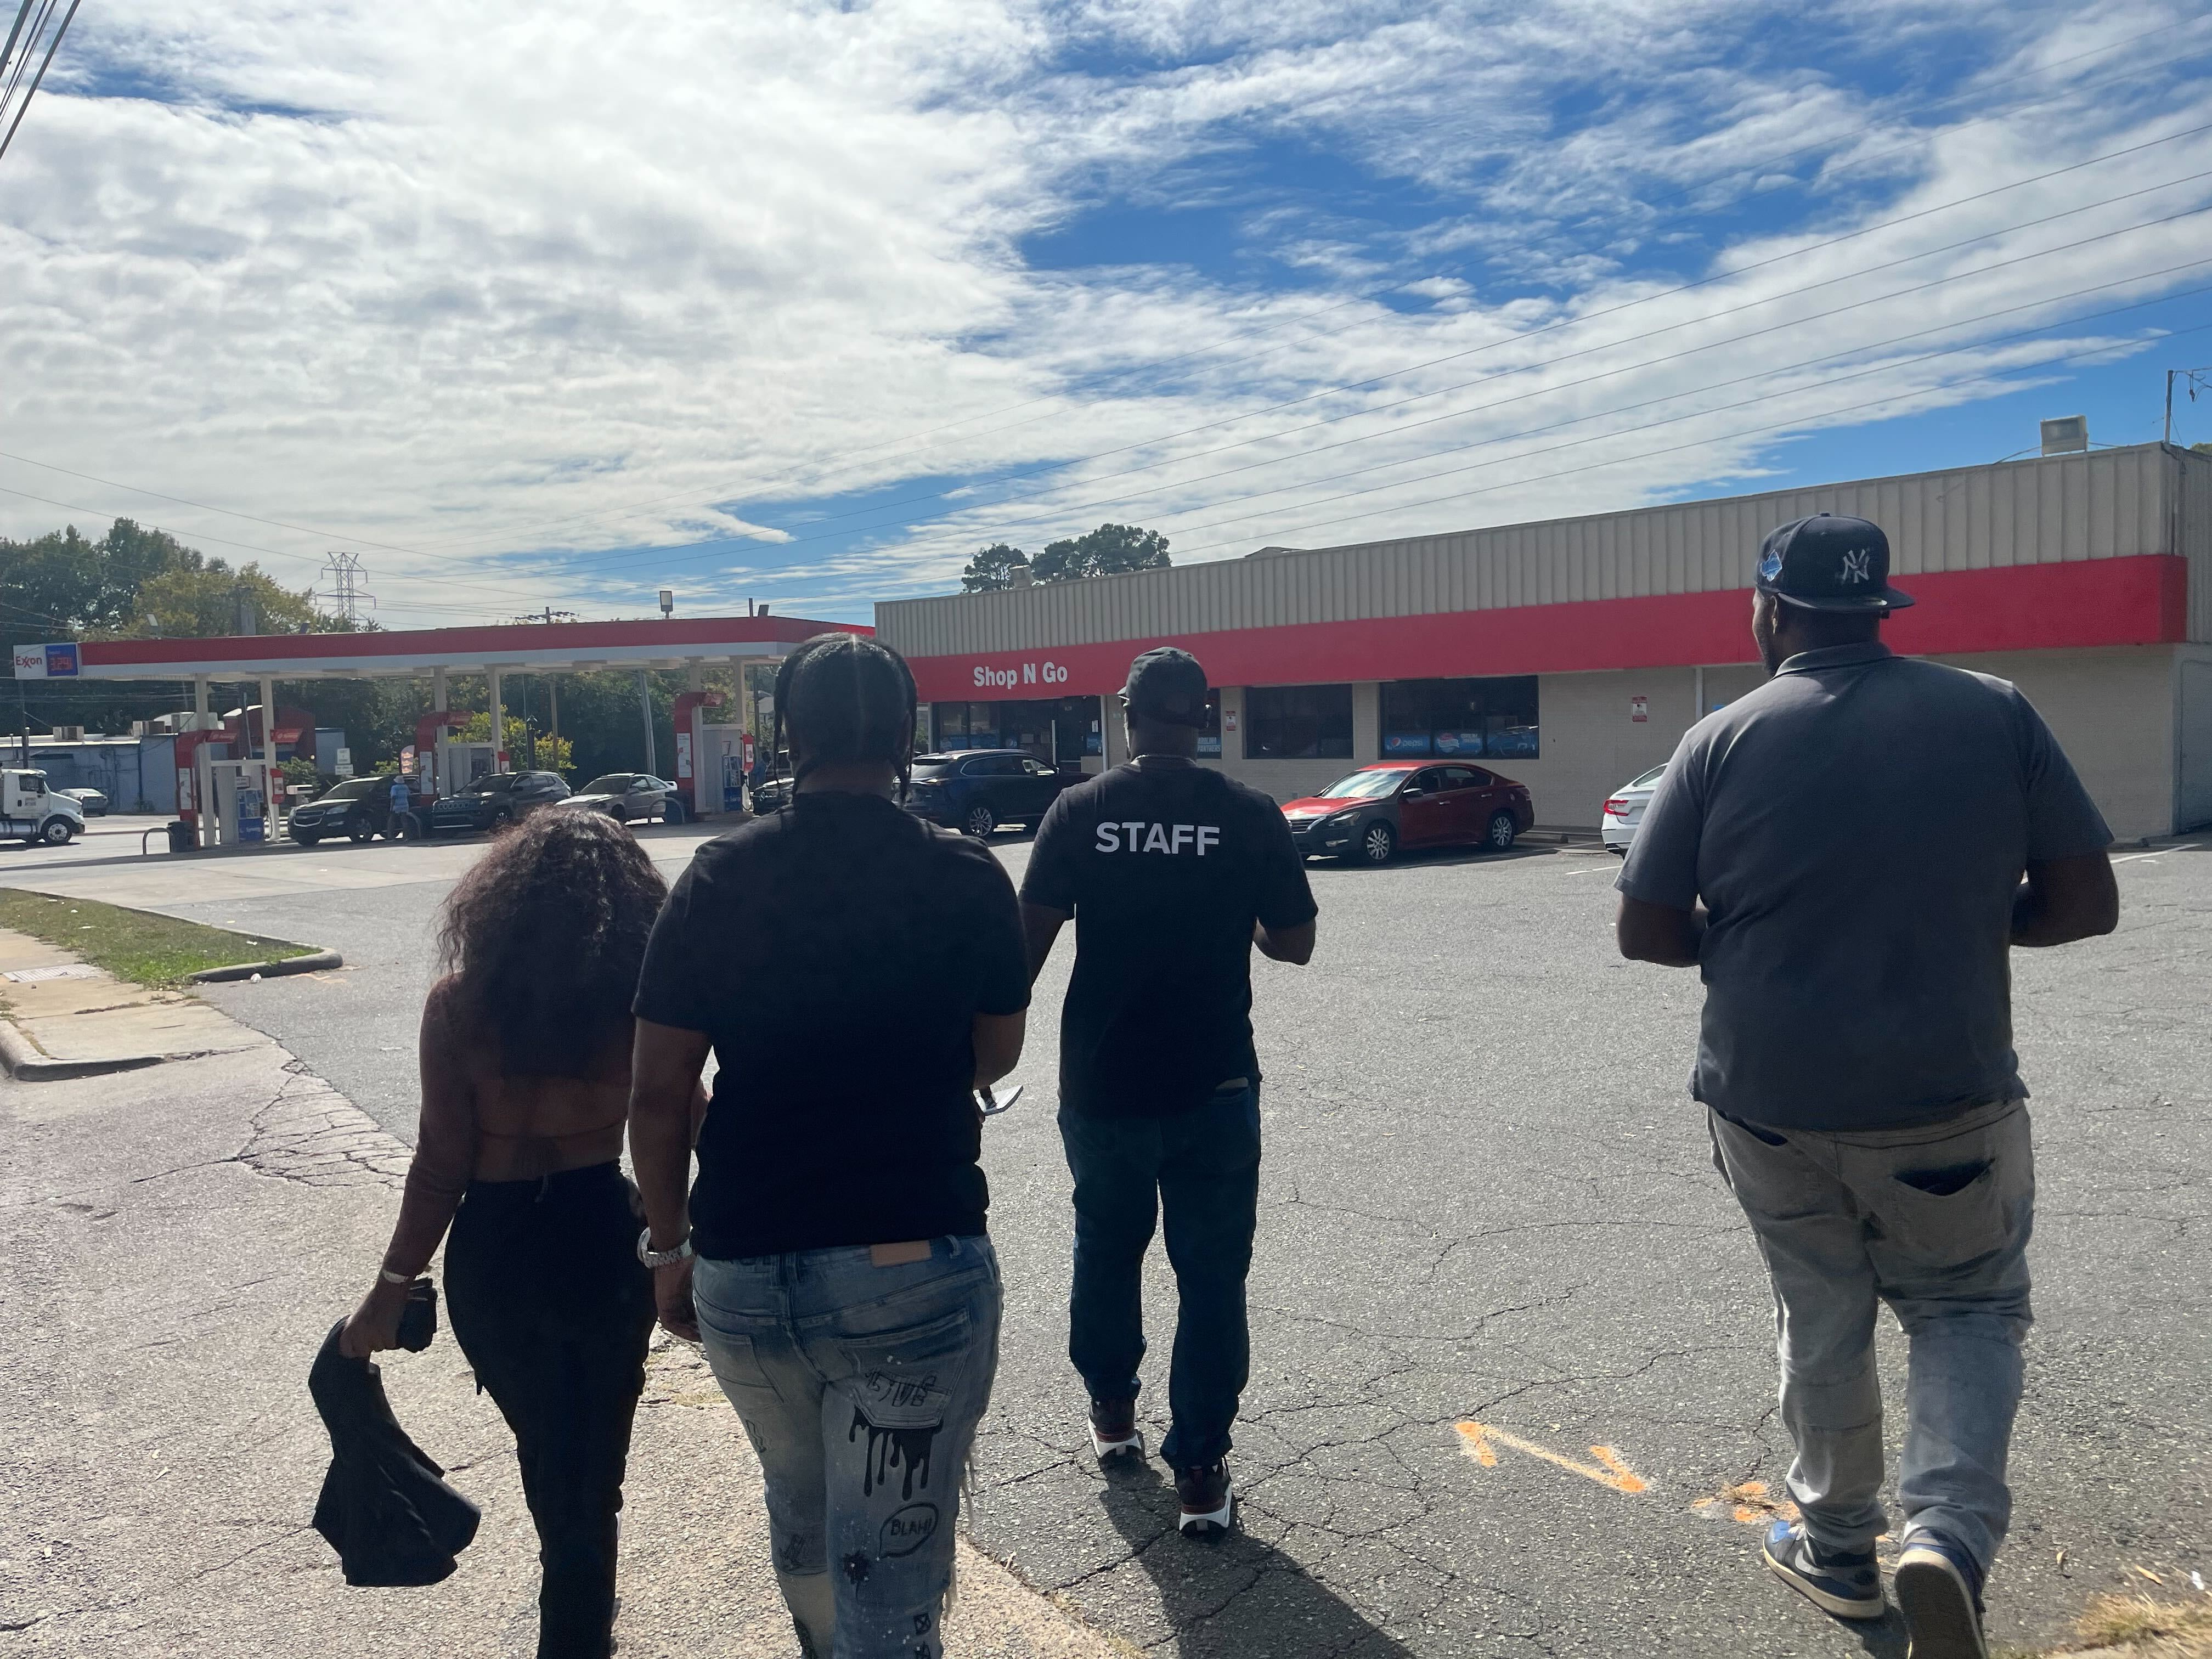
left=1756, top=513, right=1914, bottom=612
left=1119, top=647, right=1209, bottom=726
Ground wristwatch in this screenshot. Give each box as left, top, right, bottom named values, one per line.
left=636, top=1227, right=694, bottom=1269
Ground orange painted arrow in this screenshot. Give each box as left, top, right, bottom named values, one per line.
left=1453, top=1421, right=1649, bottom=1494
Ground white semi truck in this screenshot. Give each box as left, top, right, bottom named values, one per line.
left=0, top=769, right=83, bottom=845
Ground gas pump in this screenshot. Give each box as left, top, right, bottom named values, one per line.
left=206, top=758, right=273, bottom=846
left=440, top=740, right=498, bottom=792
left=672, top=691, right=729, bottom=818
left=699, top=720, right=746, bottom=815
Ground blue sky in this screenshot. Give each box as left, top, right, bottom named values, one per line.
left=1, top=0, right=2209, bottom=627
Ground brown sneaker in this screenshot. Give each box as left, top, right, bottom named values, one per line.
left=1087, top=1397, right=1143, bottom=1461
left=1175, top=1459, right=1233, bottom=1536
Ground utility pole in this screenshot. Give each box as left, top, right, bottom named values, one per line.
left=2166, top=367, right=2211, bottom=448
left=637, top=671, right=657, bottom=775
left=317, top=552, right=376, bottom=625
left=511, top=607, right=577, bottom=626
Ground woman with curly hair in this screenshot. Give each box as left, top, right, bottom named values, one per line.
left=342, top=808, right=679, bottom=1659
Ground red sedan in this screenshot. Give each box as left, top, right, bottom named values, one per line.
left=1280, top=761, right=1534, bottom=864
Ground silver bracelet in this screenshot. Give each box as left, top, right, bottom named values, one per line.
left=636, top=1227, right=693, bottom=1269
left=379, top=1267, right=412, bottom=1286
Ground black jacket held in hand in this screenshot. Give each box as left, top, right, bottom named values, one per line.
left=308, top=1315, right=480, bottom=1586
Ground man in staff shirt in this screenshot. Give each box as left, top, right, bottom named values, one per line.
left=1022, top=647, right=1318, bottom=1538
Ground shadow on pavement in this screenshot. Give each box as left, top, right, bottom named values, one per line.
left=1095, top=1460, right=1418, bottom=1658
left=1844, top=1612, right=1911, bottom=1658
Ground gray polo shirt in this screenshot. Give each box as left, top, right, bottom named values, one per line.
left=1617, top=641, right=2110, bottom=1131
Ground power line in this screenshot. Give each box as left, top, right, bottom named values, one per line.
left=7, top=14, right=2199, bottom=583
left=1156, top=275, right=2212, bottom=552
left=1157, top=317, right=2212, bottom=565
left=524, top=174, right=2212, bottom=578
left=394, top=10, right=2212, bottom=557
left=0, top=0, right=82, bottom=166
left=764, top=263, right=2212, bottom=591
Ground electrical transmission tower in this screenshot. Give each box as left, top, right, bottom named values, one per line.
left=317, top=551, right=376, bottom=625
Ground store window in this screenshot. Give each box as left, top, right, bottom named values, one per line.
left=1195, top=690, right=1223, bottom=759
left=1381, top=676, right=1539, bottom=759
left=1244, top=684, right=1354, bottom=760
left=936, top=697, right=1099, bottom=765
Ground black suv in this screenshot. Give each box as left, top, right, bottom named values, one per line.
left=287, top=776, right=390, bottom=845
left=904, top=750, right=1074, bottom=838
left=425, top=771, right=571, bottom=836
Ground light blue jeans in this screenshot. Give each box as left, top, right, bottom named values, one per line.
left=692, top=1236, right=1002, bottom=1659
left=1709, top=1098, right=2035, bottom=1573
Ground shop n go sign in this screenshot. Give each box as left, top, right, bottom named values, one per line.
left=973, top=659, right=1071, bottom=691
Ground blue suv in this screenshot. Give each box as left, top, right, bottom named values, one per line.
left=904, top=750, right=1075, bottom=838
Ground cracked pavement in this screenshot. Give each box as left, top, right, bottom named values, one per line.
left=7, top=826, right=2206, bottom=1655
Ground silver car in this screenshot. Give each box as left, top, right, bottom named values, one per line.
left=561, top=773, right=684, bottom=826
left=1601, top=764, right=1668, bottom=854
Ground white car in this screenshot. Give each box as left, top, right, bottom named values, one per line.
left=1601, top=765, right=1668, bottom=854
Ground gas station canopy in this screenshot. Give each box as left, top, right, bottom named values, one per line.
left=10, top=613, right=868, bottom=681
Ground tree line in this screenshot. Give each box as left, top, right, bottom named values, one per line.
left=0, top=521, right=718, bottom=787
left=960, top=523, right=1169, bottom=592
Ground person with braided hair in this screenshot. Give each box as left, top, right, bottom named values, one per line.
left=629, top=631, right=1028, bottom=1659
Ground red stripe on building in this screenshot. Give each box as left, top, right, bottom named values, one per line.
left=901, top=555, right=2188, bottom=702
left=73, top=613, right=868, bottom=672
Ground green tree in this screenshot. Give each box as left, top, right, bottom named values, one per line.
left=456, top=710, right=572, bottom=775
left=1032, top=523, right=1170, bottom=582
left=123, top=562, right=324, bottom=639
left=960, top=543, right=1030, bottom=592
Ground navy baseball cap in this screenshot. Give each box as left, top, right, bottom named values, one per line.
left=1119, top=647, right=1209, bottom=726
left=1756, top=514, right=1914, bottom=612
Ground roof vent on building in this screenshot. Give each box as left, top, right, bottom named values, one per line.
left=47, top=725, right=85, bottom=742
left=2040, top=415, right=2089, bottom=456
left=1008, top=563, right=1035, bottom=588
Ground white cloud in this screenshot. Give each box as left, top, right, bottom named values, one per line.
left=0, top=0, right=2205, bottom=628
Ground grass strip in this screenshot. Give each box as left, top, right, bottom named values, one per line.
left=1996, top=1594, right=2212, bottom=1658
left=0, top=889, right=316, bottom=989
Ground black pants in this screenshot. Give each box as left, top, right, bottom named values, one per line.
left=444, top=1163, right=655, bottom=1659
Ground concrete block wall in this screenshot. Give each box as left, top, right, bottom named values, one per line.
left=1932, top=646, right=2176, bottom=842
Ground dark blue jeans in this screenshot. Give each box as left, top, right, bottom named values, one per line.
left=1058, top=1085, right=1261, bottom=1469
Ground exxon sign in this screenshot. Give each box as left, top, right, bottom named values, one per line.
left=12, top=643, right=78, bottom=679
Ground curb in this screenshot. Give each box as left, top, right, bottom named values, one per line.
left=189, top=948, right=343, bottom=984
left=0, top=1019, right=164, bottom=1081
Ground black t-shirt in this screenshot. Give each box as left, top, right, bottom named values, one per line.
left=1020, top=758, right=1317, bottom=1118
left=632, top=792, right=1029, bottom=1259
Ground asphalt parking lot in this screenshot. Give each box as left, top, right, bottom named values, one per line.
left=3, top=817, right=2207, bottom=1655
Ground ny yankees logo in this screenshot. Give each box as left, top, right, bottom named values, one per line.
left=1841, top=549, right=1871, bottom=585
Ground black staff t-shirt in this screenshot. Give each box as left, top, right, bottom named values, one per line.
left=1021, top=757, right=1318, bottom=1118
left=633, top=791, right=1030, bottom=1260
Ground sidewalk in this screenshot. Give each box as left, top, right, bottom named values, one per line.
left=0, top=927, right=263, bottom=1075
left=0, top=962, right=1123, bottom=1657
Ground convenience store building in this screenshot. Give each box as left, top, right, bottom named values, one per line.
left=874, top=442, right=2212, bottom=841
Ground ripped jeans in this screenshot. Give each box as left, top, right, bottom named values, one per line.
left=1709, top=1099, right=2035, bottom=1574
left=693, top=1237, right=1001, bottom=1659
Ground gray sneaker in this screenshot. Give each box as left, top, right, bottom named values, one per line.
left=1761, top=1520, right=1884, bottom=1620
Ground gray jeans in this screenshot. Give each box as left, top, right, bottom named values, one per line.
left=693, top=1236, right=1001, bottom=1659
left=1708, top=1098, right=2035, bottom=1572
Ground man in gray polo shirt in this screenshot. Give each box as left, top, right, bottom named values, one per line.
left=1616, top=512, right=2118, bottom=1659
